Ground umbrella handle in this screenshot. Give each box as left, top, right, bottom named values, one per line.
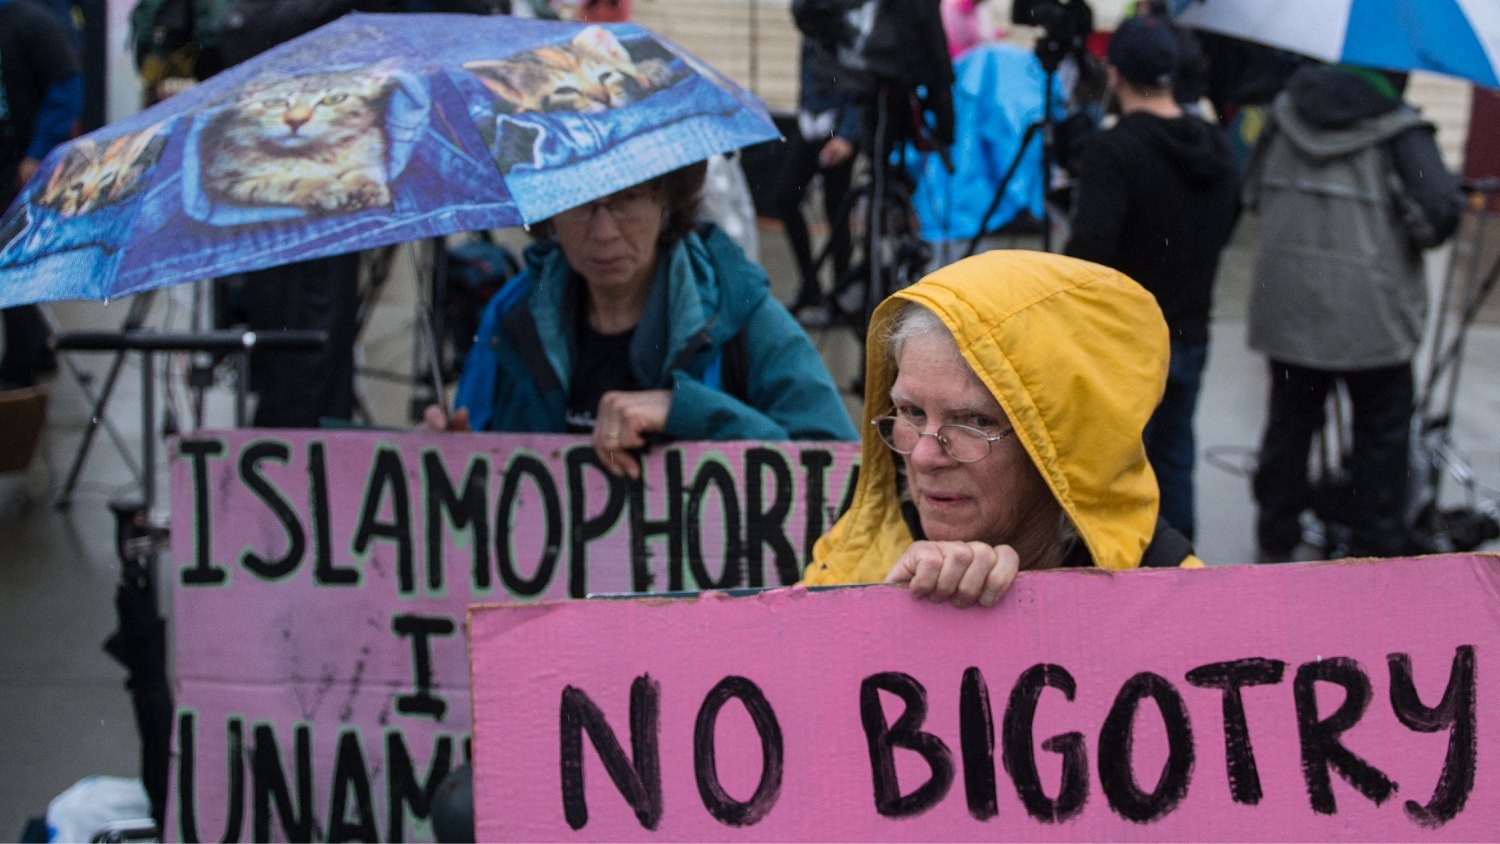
left=406, top=240, right=450, bottom=419
left=419, top=311, right=449, bottom=418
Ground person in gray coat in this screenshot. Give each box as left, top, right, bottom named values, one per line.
left=1243, top=64, right=1460, bottom=561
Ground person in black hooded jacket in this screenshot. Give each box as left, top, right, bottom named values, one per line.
left=1064, top=15, right=1239, bottom=543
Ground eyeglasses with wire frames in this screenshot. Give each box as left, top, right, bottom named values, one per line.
left=552, top=184, right=662, bottom=228
left=871, top=414, right=1014, bottom=464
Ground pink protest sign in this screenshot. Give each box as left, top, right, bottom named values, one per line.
left=166, top=429, right=859, bottom=842
left=469, top=554, right=1499, bottom=841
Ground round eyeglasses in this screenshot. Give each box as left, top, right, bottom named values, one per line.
left=872, top=414, right=1013, bottom=464
left=552, top=186, right=660, bottom=228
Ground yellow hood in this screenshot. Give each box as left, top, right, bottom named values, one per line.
left=803, top=250, right=1170, bottom=584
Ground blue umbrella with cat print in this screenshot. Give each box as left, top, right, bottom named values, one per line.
left=0, top=12, right=779, bottom=308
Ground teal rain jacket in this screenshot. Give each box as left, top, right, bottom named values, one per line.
left=454, top=223, right=857, bottom=441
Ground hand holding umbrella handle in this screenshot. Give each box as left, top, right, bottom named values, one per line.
left=423, top=404, right=471, bottom=432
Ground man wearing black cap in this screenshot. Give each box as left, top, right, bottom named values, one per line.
left=1064, top=14, right=1239, bottom=544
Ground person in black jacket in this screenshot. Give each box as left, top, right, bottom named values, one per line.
left=0, top=0, right=81, bottom=390
left=774, top=32, right=860, bottom=323
left=1064, top=15, right=1239, bottom=542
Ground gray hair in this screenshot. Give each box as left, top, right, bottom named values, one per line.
left=883, top=302, right=961, bottom=371
left=882, top=302, right=988, bottom=405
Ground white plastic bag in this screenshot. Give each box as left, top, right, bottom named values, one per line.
left=46, top=776, right=154, bottom=843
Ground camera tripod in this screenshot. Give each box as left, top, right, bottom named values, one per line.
left=51, top=319, right=325, bottom=829
left=1407, top=177, right=1500, bottom=552
left=802, top=83, right=934, bottom=371
left=962, top=0, right=1095, bottom=258
left=965, top=62, right=1060, bottom=258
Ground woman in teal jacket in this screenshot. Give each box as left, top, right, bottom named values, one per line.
left=430, top=161, right=856, bottom=478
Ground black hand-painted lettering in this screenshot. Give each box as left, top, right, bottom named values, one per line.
left=496, top=452, right=562, bottom=597
left=309, top=441, right=357, bottom=586
left=1001, top=664, right=1087, bottom=823
left=176, top=711, right=245, bottom=844
left=744, top=448, right=795, bottom=588
left=350, top=445, right=409, bottom=589
left=559, top=675, right=663, bottom=830
left=567, top=448, right=627, bottom=598
left=960, top=667, right=998, bottom=821
left=687, top=461, right=744, bottom=589
left=1185, top=657, right=1285, bottom=805
left=1098, top=672, right=1195, bottom=823
left=627, top=449, right=682, bottom=592
left=693, top=676, right=783, bottom=826
left=1293, top=657, right=1396, bottom=814
left=238, top=441, right=304, bottom=580
left=251, top=722, right=314, bottom=843
left=837, top=462, right=860, bottom=516
left=393, top=614, right=456, bottom=721
left=796, top=449, right=833, bottom=569
left=386, top=731, right=455, bottom=843
left=859, top=672, right=954, bottom=818
left=180, top=438, right=228, bottom=585
left=423, top=451, right=491, bottom=592
left=328, top=731, right=377, bottom=841
left=1389, top=646, right=1476, bottom=827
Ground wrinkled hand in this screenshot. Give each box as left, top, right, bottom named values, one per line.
left=885, top=540, right=1019, bottom=608
left=593, top=389, right=671, bottom=480
left=422, top=404, right=470, bottom=432
left=819, top=136, right=855, bottom=169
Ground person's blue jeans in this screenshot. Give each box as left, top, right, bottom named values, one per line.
left=1144, top=341, right=1208, bottom=541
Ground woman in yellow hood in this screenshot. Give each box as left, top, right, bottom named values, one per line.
left=801, top=250, right=1201, bottom=605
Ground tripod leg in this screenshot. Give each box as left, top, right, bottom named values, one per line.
left=51, top=295, right=156, bottom=508
left=966, top=120, right=1044, bottom=259
left=856, top=88, right=893, bottom=342
left=56, top=348, right=144, bottom=508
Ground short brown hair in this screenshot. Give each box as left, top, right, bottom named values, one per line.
left=655, top=159, right=709, bottom=246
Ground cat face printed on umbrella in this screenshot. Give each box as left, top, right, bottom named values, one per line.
left=0, top=123, right=167, bottom=289
left=463, top=25, right=680, bottom=115
left=35, top=128, right=168, bottom=218
left=195, top=64, right=401, bottom=214
left=461, top=25, right=703, bottom=179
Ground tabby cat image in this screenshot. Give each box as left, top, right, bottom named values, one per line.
left=199, top=66, right=397, bottom=213
left=36, top=129, right=166, bottom=217
left=464, top=25, right=678, bottom=114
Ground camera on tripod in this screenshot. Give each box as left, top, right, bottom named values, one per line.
left=1011, top=0, right=1094, bottom=73
left=791, top=0, right=955, bottom=151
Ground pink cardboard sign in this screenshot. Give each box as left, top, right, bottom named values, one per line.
left=167, top=429, right=859, bottom=842
left=469, top=554, right=1499, bottom=841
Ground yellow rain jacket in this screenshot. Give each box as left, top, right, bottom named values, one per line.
left=802, top=250, right=1203, bottom=585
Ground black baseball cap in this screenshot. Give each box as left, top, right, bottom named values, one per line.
left=1108, top=16, right=1179, bottom=88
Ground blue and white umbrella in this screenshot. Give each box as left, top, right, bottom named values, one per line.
left=1173, top=0, right=1500, bottom=89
